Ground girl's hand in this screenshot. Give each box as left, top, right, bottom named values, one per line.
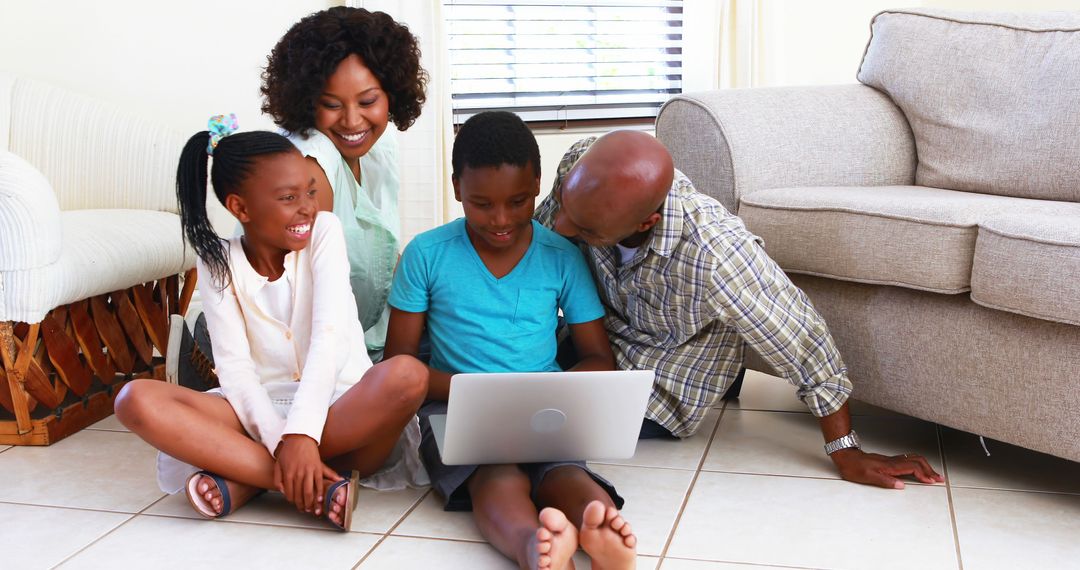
left=273, top=434, right=337, bottom=515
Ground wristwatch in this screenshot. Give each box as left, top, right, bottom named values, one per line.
left=824, top=430, right=861, bottom=455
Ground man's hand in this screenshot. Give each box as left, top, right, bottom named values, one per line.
left=274, top=434, right=341, bottom=515
left=830, top=448, right=945, bottom=489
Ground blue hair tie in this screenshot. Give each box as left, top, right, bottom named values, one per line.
left=207, top=113, right=239, bottom=154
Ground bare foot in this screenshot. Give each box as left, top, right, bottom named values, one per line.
left=578, top=501, right=636, bottom=570
left=526, top=507, right=578, bottom=570
left=191, top=474, right=259, bottom=516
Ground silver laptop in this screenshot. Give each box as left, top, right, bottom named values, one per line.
left=428, top=369, right=655, bottom=465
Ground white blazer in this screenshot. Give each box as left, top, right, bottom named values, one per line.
left=196, top=211, right=373, bottom=456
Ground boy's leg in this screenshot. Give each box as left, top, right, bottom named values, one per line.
left=318, top=355, right=428, bottom=474
left=469, top=465, right=578, bottom=570
left=114, top=379, right=275, bottom=513
left=534, top=466, right=637, bottom=570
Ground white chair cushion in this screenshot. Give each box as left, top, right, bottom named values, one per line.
left=0, top=209, right=195, bottom=323
left=0, top=150, right=62, bottom=271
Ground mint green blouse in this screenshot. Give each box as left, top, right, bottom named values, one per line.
left=288, top=129, right=400, bottom=356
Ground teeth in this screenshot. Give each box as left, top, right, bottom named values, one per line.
left=340, top=131, right=366, bottom=142
left=288, top=224, right=310, bottom=234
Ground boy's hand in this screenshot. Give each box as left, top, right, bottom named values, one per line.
left=273, top=434, right=339, bottom=515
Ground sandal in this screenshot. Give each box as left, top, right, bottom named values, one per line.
left=324, top=470, right=360, bottom=531
left=185, top=471, right=232, bottom=519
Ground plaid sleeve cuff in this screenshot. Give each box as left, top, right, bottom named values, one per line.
left=798, top=372, right=854, bottom=418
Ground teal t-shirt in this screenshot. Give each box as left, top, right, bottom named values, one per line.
left=389, top=218, right=605, bottom=374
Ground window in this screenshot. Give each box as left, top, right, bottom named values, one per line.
left=445, top=0, right=683, bottom=124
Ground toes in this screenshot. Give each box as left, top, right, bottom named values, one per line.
left=609, top=514, right=626, bottom=532
left=536, top=526, right=553, bottom=542
left=616, top=520, right=632, bottom=537
left=538, top=507, right=571, bottom=533
left=537, top=554, right=551, bottom=568
left=581, top=501, right=606, bottom=530
left=624, top=533, right=638, bottom=549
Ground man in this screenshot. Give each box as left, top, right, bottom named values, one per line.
left=535, top=131, right=943, bottom=489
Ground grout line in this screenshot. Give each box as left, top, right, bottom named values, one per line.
left=939, top=424, right=965, bottom=570
left=656, top=401, right=726, bottom=560
left=49, top=493, right=169, bottom=569
left=590, top=462, right=699, bottom=473
left=353, top=488, right=433, bottom=569
left=662, top=555, right=825, bottom=569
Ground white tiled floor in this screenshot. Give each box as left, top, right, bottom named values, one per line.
left=4, top=370, right=1079, bottom=569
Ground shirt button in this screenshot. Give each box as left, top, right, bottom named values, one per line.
left=285, top=330, right=292, bottom=340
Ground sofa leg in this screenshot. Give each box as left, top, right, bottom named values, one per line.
left=722, top=367, right=746, bottom=401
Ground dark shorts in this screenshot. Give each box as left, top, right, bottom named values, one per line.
left=417, top=400, right=625, bottom=512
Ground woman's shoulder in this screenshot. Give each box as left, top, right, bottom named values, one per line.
left=285, top=129, right=338, bottom=160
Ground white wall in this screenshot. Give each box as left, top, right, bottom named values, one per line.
left=0, top=0, right=334, bottom=134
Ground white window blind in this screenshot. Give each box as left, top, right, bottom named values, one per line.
left=445, top=0, right=683, bottom=124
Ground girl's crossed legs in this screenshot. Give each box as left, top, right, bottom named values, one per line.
left=115, top=355, right=427, bottom=525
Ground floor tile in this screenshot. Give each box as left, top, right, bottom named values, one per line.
left=361, top=536, right=656, bottom=569
left=941, top=428, right=1080, bottom=495
left=661, top=559, right=801, bottom=569
left=571, top=552, right=660, bottom=569
left=590, top=464, right=696, bottom=557
left=595, top=409, right=721, bottom=470
left=60, top=514, right=380, bottom=569
left=360, top=536, right=511, bottom=569
left=952, top=487, right=1080, bottom=570
left=728, top=370, right=906, bottom=418
left=702, top=410, right=942, bottom=482
left=667, top=472, right=957, bottom=569
left=0, top=502, right=131, bottom=569
left=87, top=413, right=129, bottom=432
left=723, top=370, right=807, bottom=413
left=392, top=492, right=484, bottom=541
left=0, top=429, right=164, bottom=512
left=146, top=485, right=428, bottom=534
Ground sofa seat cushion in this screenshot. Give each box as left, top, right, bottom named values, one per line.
left=739, top=185, right=1080, bottom=294
left=0, top=209, right=194, bottom=323
left=971, top=216, right=1080, bottom=327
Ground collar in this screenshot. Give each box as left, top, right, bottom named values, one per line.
left=638, top=173, right=686, bottom=259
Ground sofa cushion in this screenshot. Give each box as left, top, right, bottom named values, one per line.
left=971, top=216, right=1080, bottom=326
left=0, top=210, right=194, bottom=323
left=857, top=9, right=1080, bottom=202
left=738, top=185, right=1080, bottom=294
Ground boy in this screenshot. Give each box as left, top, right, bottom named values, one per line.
left=385, top=111, right=636, bottom=570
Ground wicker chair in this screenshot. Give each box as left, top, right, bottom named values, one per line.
left=0, top=73, right=195, bottom=445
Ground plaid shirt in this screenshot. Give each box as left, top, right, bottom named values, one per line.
left=535, top=137, right=852, bottom=437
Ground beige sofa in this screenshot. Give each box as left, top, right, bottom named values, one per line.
left=655, top=9, right=1080, bottom=463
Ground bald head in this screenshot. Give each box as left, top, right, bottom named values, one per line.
left=553, top=131, right=674, bottom=247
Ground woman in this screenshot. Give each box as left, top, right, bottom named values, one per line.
left=261, top=6, right=428, bottom=359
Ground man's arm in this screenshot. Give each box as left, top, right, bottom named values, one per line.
left=384, top=308, right=453, bottom=401
left=710, top=236, right=942, bottom=488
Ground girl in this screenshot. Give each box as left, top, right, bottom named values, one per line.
left=261, top=6, right=428, bottom=360
left=115, top=116, right=428, bottom=531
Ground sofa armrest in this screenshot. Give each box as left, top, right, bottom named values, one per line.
left=655, top=84, right=916, bottom=213
left=0, top=151, right=61, bottom=272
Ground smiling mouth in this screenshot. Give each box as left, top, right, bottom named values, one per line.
left=287, top=223, right=311, bottom=237
left=335, top=130, right=369, bottom=145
